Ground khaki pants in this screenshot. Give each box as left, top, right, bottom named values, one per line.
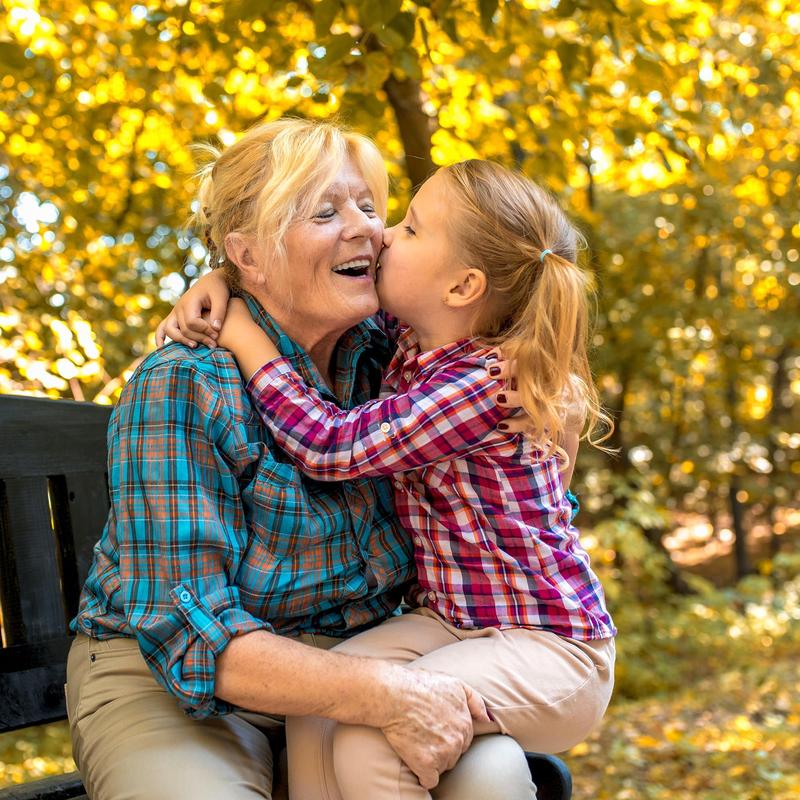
left=65, top=630, right=545, bottom=800
left=287, top=609, right=615, bottom=800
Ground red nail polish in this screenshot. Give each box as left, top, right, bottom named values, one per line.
left=497, top=393, right=507, bottom=404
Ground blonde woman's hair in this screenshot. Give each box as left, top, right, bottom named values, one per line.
left=191, top=117, right=388, bottom=294
left=439, top=160, right=613, bottom=463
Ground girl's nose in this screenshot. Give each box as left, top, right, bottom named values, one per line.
left=382, top=225, right=396, bottom=246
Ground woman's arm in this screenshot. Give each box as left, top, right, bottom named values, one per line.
left=155, top=269, right=231, bottom=348
left=216, top=630, right=489, bottom=790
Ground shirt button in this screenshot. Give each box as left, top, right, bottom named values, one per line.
left=179, top=590, right=192, bottom=604
left=82, top=618, right=92, bottom=628
left=414, top=536, right=423, bottom=546
left=427, top=591, right=437, bottom=602
left=394, top=480, right=403, bottom=490
left=403, top=371, right=413, bottom=381
left=380, top=422, right=391, bottom=434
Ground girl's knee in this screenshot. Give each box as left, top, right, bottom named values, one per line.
left=435, top=735, right=534, bottom=800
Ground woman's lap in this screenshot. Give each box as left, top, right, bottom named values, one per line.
left=66, top=634, right=276, bottom=800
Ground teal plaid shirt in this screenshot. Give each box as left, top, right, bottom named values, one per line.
left=72, top=299, right=414, bottom=718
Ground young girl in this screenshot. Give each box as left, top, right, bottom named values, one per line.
left=164, top=160, right=615, bottom=799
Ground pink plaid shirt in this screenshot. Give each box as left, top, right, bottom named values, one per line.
left=247, top=328, right=615, bottom=640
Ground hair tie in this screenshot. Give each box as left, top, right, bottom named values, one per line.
left=540, top=249, right=553, bottom=263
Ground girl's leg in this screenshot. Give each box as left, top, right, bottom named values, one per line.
left=286, top=612, right=537, bottom=800
left=329, top=612, right=614, bottom=800
left=66, top=634, right=275, bottom=800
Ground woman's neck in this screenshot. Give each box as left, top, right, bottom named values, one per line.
left=250, top=292, right=342, bottom=388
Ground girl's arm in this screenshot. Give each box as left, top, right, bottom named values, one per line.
left=155, top=269, right=231, bottom=348
left=216, top=299, right=282, bottom=376
left=245, top=357, right=509, bottom=481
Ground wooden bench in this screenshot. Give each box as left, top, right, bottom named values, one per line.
left=0, top=393, right=572, bottom=800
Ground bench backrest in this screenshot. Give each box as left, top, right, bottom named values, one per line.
left=0, top=395, right=111, bottom=733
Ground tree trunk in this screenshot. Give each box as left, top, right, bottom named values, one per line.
left=383, top=73, right=436, bottom=188
left=726, top=373, right=754, bottom=579
left=765, top=345, right=790, bottom=556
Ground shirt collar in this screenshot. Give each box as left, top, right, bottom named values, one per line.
left=240, top=293, right=387, bottom=403
left=386, top=326, right=482, bottom=384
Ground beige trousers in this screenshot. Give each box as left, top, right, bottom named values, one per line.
left=287, top=609, right=615, bottom=800
left=65, top=630, right=542, bottom=800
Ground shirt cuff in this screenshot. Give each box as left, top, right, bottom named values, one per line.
left=139, top=584, right=273, bottom=719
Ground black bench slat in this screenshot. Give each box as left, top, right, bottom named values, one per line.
left=0, top=396, right=110, bottom=478
left=49, top=472, right=109, bottom=621
left=0, top=661, right=69, bottom=731
left=0, top=771, right=86, bottom=800
left=0, top=477, right=67, bottom=645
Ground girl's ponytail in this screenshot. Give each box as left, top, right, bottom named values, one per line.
left=440, top=160, right=613, bottom=464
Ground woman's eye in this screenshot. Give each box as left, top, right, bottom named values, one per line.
left=360, top=204, right=376, bottom=215
left=314, top=208, right=335, bottom=220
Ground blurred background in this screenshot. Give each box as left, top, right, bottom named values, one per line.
left=1, top=0, right=798, bottom=797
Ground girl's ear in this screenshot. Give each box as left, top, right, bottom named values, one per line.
left=445, top=268, right=487, bottom=308
left=225, top=233, right=266, bottom=285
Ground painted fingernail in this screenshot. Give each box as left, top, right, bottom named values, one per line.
left=488, top=366, right=501, bottom=377
left=498, top=422, right=509, bottom=431
left=484, top=351, right=499, bottom=362
left=497, top=393, right=507, bottom=404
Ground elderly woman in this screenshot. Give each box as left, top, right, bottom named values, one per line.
left=65, top=119, right=536, bottom=800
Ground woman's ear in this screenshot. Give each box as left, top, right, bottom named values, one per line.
left=445, top=268, right=487, bottom=309
left=225, top=232, right=266, bottom=285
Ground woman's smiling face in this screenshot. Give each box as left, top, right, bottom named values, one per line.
left=259, top=156, right=384, bottom=341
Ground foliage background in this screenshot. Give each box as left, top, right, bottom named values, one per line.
left=1, top=0, right=798, bottom=796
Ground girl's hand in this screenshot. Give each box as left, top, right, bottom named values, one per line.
left=155, top=270, right=230, bottom=348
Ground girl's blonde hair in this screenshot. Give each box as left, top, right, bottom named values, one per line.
left=440, top=160, right=613, bottom=462
left=192, top=117, right=388, bottom=293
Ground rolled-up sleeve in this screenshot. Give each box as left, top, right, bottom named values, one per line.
left=110, top=359, right=271, bottom=718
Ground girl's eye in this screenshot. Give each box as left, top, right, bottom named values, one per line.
left=404, top=225, right=416, bottom=236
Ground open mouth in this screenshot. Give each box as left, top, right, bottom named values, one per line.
left=331, top=258, right=372, bottom=278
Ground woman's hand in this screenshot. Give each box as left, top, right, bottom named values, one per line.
left=379, top=666, right=491, bottom=790
left=155, top=270, right=231, bottom=348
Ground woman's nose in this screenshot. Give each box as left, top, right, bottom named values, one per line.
left=342, top=206, right=376, bottom=238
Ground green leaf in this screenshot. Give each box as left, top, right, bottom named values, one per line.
left=320, top=32, right=355, bottom=65
left=557, top=42, right=580, bottom=81
left=393, top=47, right=422, bottom=81
left=313, top=0, right=340, bottom=39
left=388, top=12, right=416, bottom=45
left=0, top=41, right=29, bottom=71
left=359, top=0, right=403, bottom=29
left=203, top=80, right=226, bottom=101
left=374, top=26, right=406, bottom=49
